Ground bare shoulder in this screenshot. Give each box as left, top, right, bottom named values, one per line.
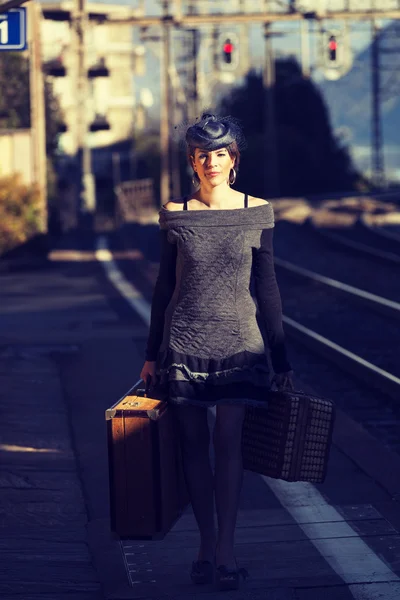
left=248, top=196, right=269, bottom=207
left=163, top=199, right=185, bottom=211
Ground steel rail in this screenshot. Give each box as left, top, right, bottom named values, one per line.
left=308, top=220, right=400, bottom=265
left=282, top=315, right=400, bottom=403
left=274, top=255, right=400, bottom=320
left=360, top=213, right=400, bottom=245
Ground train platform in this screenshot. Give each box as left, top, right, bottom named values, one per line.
left=1, top=229, right=400, bottom=600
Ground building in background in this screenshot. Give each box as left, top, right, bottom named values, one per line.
left=0, top=130, right=33, bottom=185
left=41, top=2, right=136, bottom=156
left=39, top=2, right=142, bottom=226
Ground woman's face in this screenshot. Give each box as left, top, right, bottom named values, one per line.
left=192, top=147, right=235, bottom=187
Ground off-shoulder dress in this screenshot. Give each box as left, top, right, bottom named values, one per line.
left=145, top=194, right=291, bottom=407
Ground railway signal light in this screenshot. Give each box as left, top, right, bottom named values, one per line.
left=219, top=32, right=239, bottom=71
left=328, top=35, right=338, bottom=62
left=320, top=28, right=353, bottom=81
left=222, top=38, right=234, bottom=64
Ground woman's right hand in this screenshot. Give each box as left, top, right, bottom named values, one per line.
left=140, top=361, right=157, bottom=388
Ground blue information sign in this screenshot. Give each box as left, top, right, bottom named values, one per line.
left=0, top=8, right=27, bottom=51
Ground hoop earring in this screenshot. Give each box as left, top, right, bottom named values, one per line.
left=192, top=175, right=198, bottom=187
left=229, top=168, right=236, bottom=186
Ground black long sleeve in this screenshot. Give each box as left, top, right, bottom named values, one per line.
left=254, top=228, right=292, bottom=374
left=145, top=230, right=177, bottom=361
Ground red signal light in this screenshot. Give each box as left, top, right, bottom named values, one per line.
left=328, top=35, right=337, bottom=61
left=222, top=38, right=234, bottom=64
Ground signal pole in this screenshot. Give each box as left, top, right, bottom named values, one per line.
left=371, top=20, right=385, bottom=188
left=160, top=0, right=171, bottom=206
left=238, top=0, right=250, bottom=76
left=263, top=22, right=279, bottom=198
left=72, top=0, right=96, bottom=221
left=169, top=28, right=182, bottom=200
left=192, top=27, right=200, bottom=119
left=300, top=19, right=311, bottom=77
left=28, top=0, right=47, bottom=232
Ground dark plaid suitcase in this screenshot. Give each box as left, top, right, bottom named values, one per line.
left=106, top=380, right=190, bottom=539
left=241, top=390, right=335, bottom=483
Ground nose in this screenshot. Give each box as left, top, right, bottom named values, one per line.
left=205, top=152, right=218, bottom=168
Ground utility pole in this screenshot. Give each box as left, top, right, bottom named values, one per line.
left=192, top=28, right=200, bottom=119
left=169, top=29, right=181, bottom=200
left=28, top=0, right=47, bottom=233
left=72, top=0, right=96, bottom=223
left=371, top=20, right=385, bottom=189
left=238, top=0, right=250, bottom=77
left=300, top=19, right=311, bottom=77
left=160, top=0, right=171, bottom=206
left=263, top=22, right=279, bottom=198
left=187, top=0, right=199, bottom=120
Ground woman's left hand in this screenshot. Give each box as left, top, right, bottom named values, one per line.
left=271, top=370, right=294, bottom=391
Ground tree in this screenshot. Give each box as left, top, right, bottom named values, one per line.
left=0, top=52, right=65, bottom=236
left=218, top=58, right=363, bottom=197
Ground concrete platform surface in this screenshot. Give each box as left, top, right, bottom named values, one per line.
left=1, top=231, right=400, bottom=600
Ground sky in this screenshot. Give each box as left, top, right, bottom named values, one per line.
left=119, top=2, right=384, bottom=107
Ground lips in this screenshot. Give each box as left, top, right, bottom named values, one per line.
left=206, top=172, right=221, bottom=176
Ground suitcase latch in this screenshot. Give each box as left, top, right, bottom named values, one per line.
left=123, top=400, right=140, bottom=407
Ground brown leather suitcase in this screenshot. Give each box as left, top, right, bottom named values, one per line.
left=106, top=380, right=190, bottom=539
left=241, top=390, right=335, bottom=483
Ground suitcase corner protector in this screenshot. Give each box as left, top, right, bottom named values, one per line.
left=105, top=408, right=116, bottom=421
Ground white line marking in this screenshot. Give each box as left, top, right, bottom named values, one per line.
left=96, top=234, right=400, bottom=597
left=262, top=479, right=400, bottom=596
left=95, top=236, right=151, bottom=326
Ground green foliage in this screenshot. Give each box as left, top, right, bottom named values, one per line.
left=0, top=53, right=64, bottom=242
left=0, top=53, right=30, bottom=129
left=0, top=174, right=41, bottom=254
left=218, top=59, right=366, bottom=196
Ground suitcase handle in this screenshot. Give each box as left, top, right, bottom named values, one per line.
left=145, top=375, right=152, bottom=397
left=271, top=389, right=306, bottom=397
left=106, top=379, right=144, bottom=413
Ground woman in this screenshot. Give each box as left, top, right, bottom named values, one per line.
left=140, top=113, right=293, bottom=591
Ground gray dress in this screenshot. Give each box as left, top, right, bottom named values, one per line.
left=145, top=198, right=291, bottom=407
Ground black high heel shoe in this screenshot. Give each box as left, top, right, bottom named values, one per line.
left=190, top=560, right=214, bottom=584
left=215, top=559, right=249, bottom=591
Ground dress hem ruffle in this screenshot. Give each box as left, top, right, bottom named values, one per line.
left=156, top=347, right=270, bottom=382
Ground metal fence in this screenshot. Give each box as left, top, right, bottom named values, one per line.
left=114, top=178, right=158, bottom=225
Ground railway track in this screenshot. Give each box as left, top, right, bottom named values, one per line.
left=274, top=257, right=400, bottom=420
left=309, top=218, right=400, bottom=265
left=271, top=219, right=400, bottom=453
left=361, top=213, right=400, bottom=245
left=274, top=221, right=400, bottom=304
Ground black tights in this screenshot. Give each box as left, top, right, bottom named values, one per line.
left=172, top=403, right=246, bottom=557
